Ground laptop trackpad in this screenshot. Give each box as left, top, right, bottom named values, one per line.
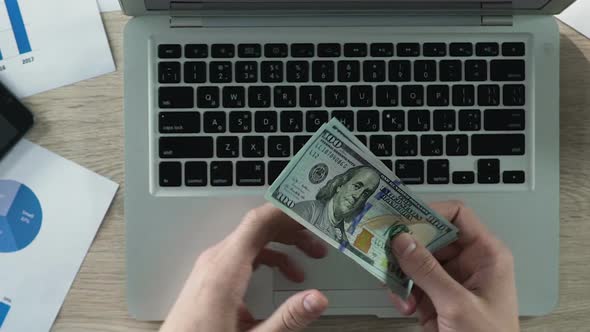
left=273, top=245, right=389, bottom=303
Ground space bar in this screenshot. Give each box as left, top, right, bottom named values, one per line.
left=471, top=134, right=525, bottom=155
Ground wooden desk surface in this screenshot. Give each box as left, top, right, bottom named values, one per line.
left=23, top=12, right=589, bottom=331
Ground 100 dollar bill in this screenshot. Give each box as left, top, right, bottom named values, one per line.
left=265, top=118, right=458, bottom=298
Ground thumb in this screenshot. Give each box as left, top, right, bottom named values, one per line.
left=391, top=233, right=464, bottom=305
left=254, top=290, right=328, bottom=332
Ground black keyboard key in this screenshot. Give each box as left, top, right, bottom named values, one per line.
left=402, top=85, right=424, bottom=107
left=476, top=42, right=499, bottom=56
left=440, top=60, right=462, bottom=81
left=306, top=110, right=329, bottom=132
left=287, top=61, right=309, bottom=83
left=291, top=43, right=314, bottom=58
left=332, top=110, right=354, bottom=131
left=159, top=87, right=194, bottom=108
left=383, top=110, right=404, bottom=131
left=265, top=44, right=288, bottom=58
left=217, top=136, right=239, bottom=158
left=356, top=135, right=368, bottom=146
left=503, top=84, right=526, bottom=106
left=381, top=160, right=393, bottom=170
left=211, top=44, right=235, bottom=58
left=238, top=44, right=261, bottom=58
left=477, top=159, right=500, bottom=184
left=395, top=135, right=418, bottom=156
left=370, top=43, right=394, bottom=57
left=491, top=60, right=525, bottom=81
left=159, top=137, right=213, bottom=158
left=351, top=85, right=373, bottom=107
left=325, top=85, right=348, bottom=107
left=427, top=85, right=450, bottom=106
left=389, top=60, right=411, bottom=82
left=248, top=86, right=271, bottom=108
left=414, top=60, right=437, bottom=82
left=453, top=171, right=475, bottom=184
left=450, top=43, right=473, bottom=56
left=159, top=44, right=181, bottom=59
left=203, top=111, right=226, bottom=133
left=338, top=61, right=361, bottom=82
left=484, top=109, right=525, bottom=131
left=408, top=110, right=430, bottom=131
left=357, top=110, right=379, bottom=132
left=370, top=135, right=393, bottom=156
left=421, top=135, right=443, bottom=156
left=159, top=162, right=181, bottom=187
left=235, top=61, right=258, bottom=83
left=423, top=43, right=446, bottom=57
left=503, top=171, right=525, bottom=184
left=243, top=136, right=264, bottom=157
left=185, top=162, right=207, bottom=187
left=502, top=42, right=525, bottom=56
left=274, top=86, right=297, bottom=108
left=364, top=61, right=386, bottom=82
left=433, top=109, right=455, bottom=131
left=446, top=134, right=468, bottom=156
left=300, top=86, right=322, bottom=107
left=159, top=62, right=181, bottom=83
left=395, top=160, right=424, bottom=184
left=261, top=61, right=283, bottom=83
left=318, top=43, right=341, bottom=57
left=281, top=111, right=304, bottom=132
left=211, top=161, right=233, bottom=186
left=397, top=43, right=420, bottom=57
left=465, top=60, right=487, bottom=81
left=472, top=134, right=525, bottom=155
left=478, top=85, right=500, bottom=106
left=229, top=111, right=252, bottom=133
left=197, top=87, right=220, bottom=108
left=210, top=62, right=232, bottom=83
left=269, top=161, right=289, bottom=184
left=184, top=62, right=206, bottom=83
left=223, top=86, right=245, bottom=108
left=459, top=110, right=481, bottom=131
left=268, top=136, right=291, bottom=157
left=427, top=159, right=450, bottom=184
left=344, top=43, right=367, bottom=57
left=255, top=111, right=278, bottom=132
left=159, top=112, right=200, bottom=133
left=452, top=85, right=475, bottom=106
left=313, top=61, right=335, bottom=83
left=294, top=136, right=312, bottom=154
left=376, top=85, right=398, bottom=107
left=237, top=161, right=265, bottom=186
left=185, top=44, right=208, bottom=58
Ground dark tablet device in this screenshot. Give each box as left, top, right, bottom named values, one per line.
left=0, top=82, right=34, bottom=160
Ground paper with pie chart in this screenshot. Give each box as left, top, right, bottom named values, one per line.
left=0, top=140, right=118, bottom=332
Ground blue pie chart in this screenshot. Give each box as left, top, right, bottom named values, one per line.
left=0, top=180, right=42, bottom=253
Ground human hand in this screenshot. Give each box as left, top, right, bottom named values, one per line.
left=389, top=201, right=519, bottom=332
left=160, top=203, right=329, bottom=332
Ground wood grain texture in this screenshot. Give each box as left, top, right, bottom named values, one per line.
left=25, top=12, right=588, bottom=331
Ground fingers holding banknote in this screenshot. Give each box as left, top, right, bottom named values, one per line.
left=389, top=201, right=520, bottom=332
left=161, top=203, right=329, bottom=332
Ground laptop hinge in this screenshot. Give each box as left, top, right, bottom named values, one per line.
left=170, top=16, right=204, bottom=28
left=481, top=15, right=513, bottom=26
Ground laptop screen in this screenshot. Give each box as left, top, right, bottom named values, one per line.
left=145, top=0, right=553, bottom=11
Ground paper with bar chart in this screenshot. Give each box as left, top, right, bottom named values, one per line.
left=0, top=0, right=114, bottom=97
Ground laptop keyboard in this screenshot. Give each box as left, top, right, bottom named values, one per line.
left=155, top=41, right=528, bottom=189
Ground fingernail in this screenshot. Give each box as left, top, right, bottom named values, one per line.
left=303, top=293, right=322, bottom=313
left=391, top=233, right=416, bottom=258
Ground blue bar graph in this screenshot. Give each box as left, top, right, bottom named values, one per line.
left=5, top=0, right=31, bottom=55
left=0, top=49, right=3, bottom=60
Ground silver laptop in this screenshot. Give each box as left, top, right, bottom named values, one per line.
left=123, top=0, right=570, bottom=320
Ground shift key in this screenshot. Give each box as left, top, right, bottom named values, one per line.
left=159, top=137, right=213, bottom=158
left=472, top=134, right=525, bottom=155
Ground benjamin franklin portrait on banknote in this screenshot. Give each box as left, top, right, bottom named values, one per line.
left=292, top=165, right=380, bottom=246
